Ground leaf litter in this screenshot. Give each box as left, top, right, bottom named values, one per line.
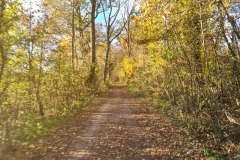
left=8, top=84, right=206, bottom=160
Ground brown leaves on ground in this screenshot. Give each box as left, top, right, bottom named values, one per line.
left=9, top=84, right=206, bottom=160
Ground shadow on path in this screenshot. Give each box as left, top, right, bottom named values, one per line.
left=17, top=84, right=201, bottom=160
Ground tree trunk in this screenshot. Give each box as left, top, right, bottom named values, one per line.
left=127, top=19, right=131, bottom=57
left=36, top=42, right=44, bottom=116
left=199, top=0, right=207, bottom=76
left=71, top=0, right=75, bottom=70
left=0, top=0, right=6, bottom=82
left=104, top=40, right=111, bottom=83
left=89, top=0, right=96, bottom=84
left=28, top=0, right=34, bottom=99
left=0, top=44, right=6, bottom=82
left=0, top=0, right=5, bottom=19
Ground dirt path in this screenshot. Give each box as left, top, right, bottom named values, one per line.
left=16, top=84, right=202, bottom=159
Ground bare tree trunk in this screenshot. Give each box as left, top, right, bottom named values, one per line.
left=71, top=0, right=75, bottom=70
left=89, top=0, right=96, bottom=84
left=28, top=0, right=34, bottom=101
left=127, top=18, right=131, bottom=57
left=199, top=0, right=207, bottom=76
left=0, top=44, right=6, bottom=82
left=104, top=39, right=111, bottom=82
left=36, top=42, right=44, bottom=116
left=0, top=0, right=6, bottom=81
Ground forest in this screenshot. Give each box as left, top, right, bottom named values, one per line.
left=0, top=0, right=240, bottom=159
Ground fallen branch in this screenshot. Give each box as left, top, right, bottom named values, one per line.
left=224, top=109, right=240, bottom=125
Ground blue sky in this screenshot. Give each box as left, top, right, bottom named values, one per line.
left=96, top=12, right=105, bottom=23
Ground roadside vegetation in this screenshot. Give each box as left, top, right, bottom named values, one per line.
left=0, top=0, right=239, bottom=159
left=123, top=0, right=240, bottom=158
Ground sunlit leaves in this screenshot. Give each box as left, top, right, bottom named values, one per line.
left=123, top=57, right=134, bottom=76
left=0, top=0, right=97, bottom=157
left=125, top=0, right=240, bottom=155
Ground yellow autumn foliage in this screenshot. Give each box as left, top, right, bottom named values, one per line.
left=122, top=57, right=139, bottom=77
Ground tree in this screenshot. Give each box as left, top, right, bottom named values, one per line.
left=0, top=0, right=103, bottom=156
left=101, top=0, right=134, bottom=83
left=121, top=0, right=240, bottom=143
left=89, top=0, right=97, bottom=84
left=0, top=0, right=21, bottom=155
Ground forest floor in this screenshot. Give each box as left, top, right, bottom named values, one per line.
left=8, top=84, right=205, bottom=160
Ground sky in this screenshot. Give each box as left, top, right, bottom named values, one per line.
left=19, top=0, right=136, bottom=23
left=96, top=13, right=105, bottom=23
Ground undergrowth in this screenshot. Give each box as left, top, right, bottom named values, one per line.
left=152, top=99, right=240, bottom=159
left=3, top=96, right=94, bottom=158
left=128, top=86, right=240, bottom=159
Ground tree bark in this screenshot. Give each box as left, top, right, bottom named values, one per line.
left=0, top=0, right=6, bottom=81
left=127, top=18, right=131, bottom=57
left=0, top=44, right=6, bottom=82
left=104, top=39, right=111, bottom=82
left=71, top=0, right=75, bottom=70
left=36, top=42, right=44, bottom=116
left=89, top=0, right=96, bottom=84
